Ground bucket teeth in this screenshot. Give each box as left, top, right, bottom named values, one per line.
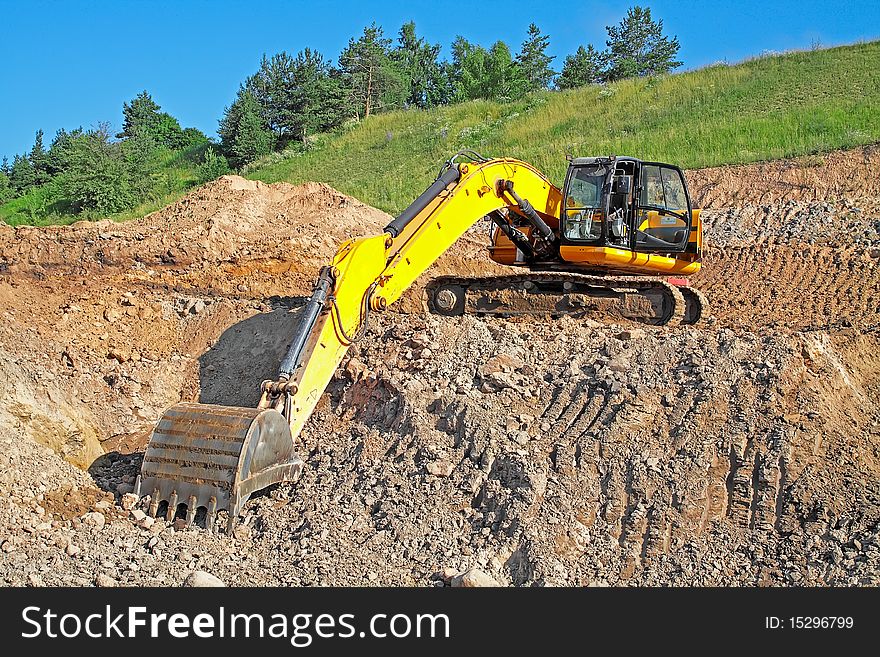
left=206, top=496, right=217, bottom=532
left=166, top=491, right=178, bottom=522
left=186, top=496, right=197, bottom=526
left=149, top=488, right=160, bottom=517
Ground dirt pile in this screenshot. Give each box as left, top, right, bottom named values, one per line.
left=1, top=150, right=879, bottom=587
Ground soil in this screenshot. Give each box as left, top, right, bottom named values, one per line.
left=0, top=148, right=878, bottom=587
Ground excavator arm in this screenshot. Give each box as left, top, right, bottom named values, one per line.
left=136, top=154, right=562, bottom=531
left=273, top=156, right=562, bottom=438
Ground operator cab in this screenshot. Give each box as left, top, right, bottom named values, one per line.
left=561, top=156, right=692, bottom=254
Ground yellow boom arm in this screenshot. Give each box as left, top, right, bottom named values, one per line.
left=264, top=156, right=562, bottom=443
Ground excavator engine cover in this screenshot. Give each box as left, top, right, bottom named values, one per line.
left=135, top=403, right=303, bottom=532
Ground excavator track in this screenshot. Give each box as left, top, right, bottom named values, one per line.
left=426, top=273, right=708, bottom=326
left=680, top=286, right=709, bottom=325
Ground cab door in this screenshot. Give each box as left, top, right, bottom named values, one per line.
left=633, top=162, right=692, bottom=253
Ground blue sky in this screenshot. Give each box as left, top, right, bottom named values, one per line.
left=1, top=0, right=878, bottom=159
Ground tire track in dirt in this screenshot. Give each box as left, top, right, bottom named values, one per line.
left=699, top=243, right=880, bottom=331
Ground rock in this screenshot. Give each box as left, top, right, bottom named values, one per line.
left=481, top=353, right=524, bottom=376
left=27, top=573, right=44, bottom=587
left=130, top=509, right=147, bottom=523
left=481, top=371, right=517, bottom=392
left=183, top=570, right=225, bottom=587
left=451, top=568, right=500, bottom=588
left=120, top=493, right=139, bottom=510
left=103, top=308, right=122, bottom=323
left=96, top=573, right=117, bottom=588
left=233, top=525, right=252, bottom=541
left=139, top=516, right=155, bottom=529
left=65, top=543, right=80, bottom=557
left=426, top=460, right=454, bottom=477
left=608, top=359, right=629, bottom=373
left=82, top=511, right=106, bottom=529
left=108, top=347, right=129, bottom=363
left=512, top=431, right=530, bottom=446
left=617, top=328, right=646, bottom=341
left=440, top=567, right=459, bottom=582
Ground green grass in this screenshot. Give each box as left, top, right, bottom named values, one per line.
left=251, top=41, right=880, bottom=215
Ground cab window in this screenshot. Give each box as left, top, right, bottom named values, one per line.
left=636, top=165, right=689, bottom=251
left=563, top=165, right=607, bottom=241
left=640, top=165, right=687, bottom=212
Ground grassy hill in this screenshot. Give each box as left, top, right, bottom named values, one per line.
left=3, top=40, right=878, bottom=225
left=250, top=41, right=880, bottom=215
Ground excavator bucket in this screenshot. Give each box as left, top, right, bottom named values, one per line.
left=135, top=403, right=303, bottom=532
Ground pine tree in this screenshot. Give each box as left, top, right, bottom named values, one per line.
left=516, top=23, right=556, bottom=91
left=46, top=128, right=83, bottom=176
left=119, top=91, right=162, bottom=139
left=0, top=170, right=11, bottom=203
left=247, top=52, right=297, bottom=142
left=28, top=129, right=51, bottom=185
left=339, top=24, right=406, bottom=119
left=238, top=49, right=347, bottom=148
left=393, top=22, right=449, bottom=108
left=288, top=49, right=348, bottom=144
left=557, top=45, right=607, bottom=89
left=118, top=91, right=185, bottom=149
left=9, top=154, right=36, bottom=193
left=605, top=6, right=682, bottom=81
left=218, top=89, right=275, bottom=168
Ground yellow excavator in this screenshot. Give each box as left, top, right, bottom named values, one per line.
left=135, top=151, right=706, bottom=531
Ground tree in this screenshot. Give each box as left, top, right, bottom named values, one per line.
left=197, top=147, right=230, bottom=183
left=9, top=154, right=36, bottom=193
left=605, top=6, right=682, bottom=81
left=54, top=124, right=154, bottom=214
left=339, top=24, right=406, bottom=119
left=118, top=91, right=185, bottom=149
left=516, top=23, right=556, bottom=91
left=29, top=130, right=51, bottom=185
left=46, top=127, right=84, bottom=176
left=393, top=22, right=450, bottom=108
left=452, top=37, right=527, bottom=102
left=118, top=91, right=161, bottom=139
left=557, top=45, right=607, bottom=89
left=287, top=49, right=348, bottom=143
left=154, top=113, right=186, bottom=149
left=243, top=49, right=347, bottom=147
left=180, top=127, right=210, bottom=150
left=218, top=88, right=276, bottom=168
left=0, top=170, right=12, bottom=203
left=246, top=52, right=297, bottom=141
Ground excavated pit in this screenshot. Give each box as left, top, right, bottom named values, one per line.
left=1, top=148, right=879, bottom=587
